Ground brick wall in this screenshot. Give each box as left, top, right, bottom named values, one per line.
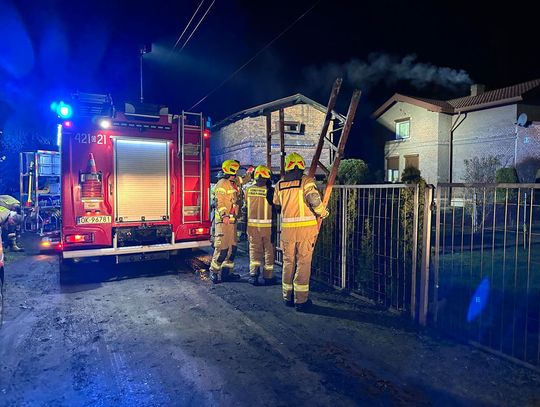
left=452, top=105, right=517, bottom=181
left=211, top=104, right=332, bottom=172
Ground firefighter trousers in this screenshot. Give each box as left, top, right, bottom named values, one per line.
left=248, top=230, right=274, bottom=278
left=210, top=222, right=238, bottom=277
left=281, top=235, right=316, bottom=304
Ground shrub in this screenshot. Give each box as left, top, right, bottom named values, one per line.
left=463, top=155, right=501, bottom=184
left=401, top=166, right=421, bottom=184
left=516, top=157, right=540, bottom=183
left=495, top=167, right=519, bottom=184
left=338, top=159, right=370, bottom=185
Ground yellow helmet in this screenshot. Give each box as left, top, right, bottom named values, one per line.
left=222, top=159, right=241, bottom=175
left=284, top=152, right=305, bottom=171
left=254, top=165, right=271, bottom=179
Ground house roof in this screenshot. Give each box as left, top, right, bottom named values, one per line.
left=212, top=93, right=346, bottom=130
left=372, top=78, right=540, bottom=118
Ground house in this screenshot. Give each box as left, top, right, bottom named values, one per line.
left=372, top=79, right=540, bottom=184
left=210, top=94, right=345, bottom=175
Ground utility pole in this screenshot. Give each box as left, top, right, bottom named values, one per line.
left=139, top=44, right=152, bottom=104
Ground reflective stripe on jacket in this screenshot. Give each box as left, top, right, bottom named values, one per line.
left=273, top=175, right=321, bottom=240
left=214, top=178, right=240, bottom=222
left=246, top=186, right=272, bottom=229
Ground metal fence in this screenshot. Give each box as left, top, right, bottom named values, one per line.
left=312, top=184, right=422, bottom=315
left=304, top=182, right=540, bottom=369
left=432, top=183, right=540, bottom=368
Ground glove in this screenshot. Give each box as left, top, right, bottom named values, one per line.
left=246, top=166, right=255, bottom=174
left=320, top=208, right=329, bottom=220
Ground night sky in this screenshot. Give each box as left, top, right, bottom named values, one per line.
left=2, top=0, right=539, bottom=168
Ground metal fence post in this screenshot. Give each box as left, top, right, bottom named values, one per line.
left=433, top=186, right=441, bottom=323
left=341, top=188, right=348, bottom=289
left=419, top=185, right=434, bottom=326
left=411, top=184, right=419, bottom=319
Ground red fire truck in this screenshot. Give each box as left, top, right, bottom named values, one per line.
left=59, top=94, right=211, bottom=273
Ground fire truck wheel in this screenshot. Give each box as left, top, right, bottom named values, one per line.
left=59, top=258, right=81, bottom=285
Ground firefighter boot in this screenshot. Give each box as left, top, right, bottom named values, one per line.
left=210, top=272, right=221, bottom=284
left=248, top=268, right=260, bottom=286
left=284, top=299, right=294, bottom=307
left=263, top=276, right=277, bottom=286
left=221, top=267, right=240, bottom=282
left=295, top=299, right=313, bottom=313
left=8, top=233, right=24, bottom=252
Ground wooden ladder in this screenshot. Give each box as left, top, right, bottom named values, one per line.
left=308, top=78, right=361, bottom=229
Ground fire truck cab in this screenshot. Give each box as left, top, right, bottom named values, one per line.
left=59, top=94, right=211, bottom=273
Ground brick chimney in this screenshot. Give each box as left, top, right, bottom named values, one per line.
left=470, top=84, right=486, bottom=96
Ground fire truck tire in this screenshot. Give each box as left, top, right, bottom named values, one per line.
left=59, top=258, right=81, bottom=285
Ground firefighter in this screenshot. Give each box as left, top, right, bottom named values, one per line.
left=209, top=160, right=243, bottom=284
left=273, top=153, right=328, bottom=312
left=245, top=165, right=276, bottom=286
left=0, top=206, right=24, bottom=252
left=0, top=195, right=23, bottom=252
left=233, top=161, right=254, bottom=241
left=0, top=195, right=21, bottom=212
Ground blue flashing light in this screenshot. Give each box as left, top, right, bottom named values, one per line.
left=53, top=101, right=73, bottom=119
left=59, top=105, right=70, bottom=117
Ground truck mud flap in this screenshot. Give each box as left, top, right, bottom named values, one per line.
left=116, top=251, right=169, bottom=264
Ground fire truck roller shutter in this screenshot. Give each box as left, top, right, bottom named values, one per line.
left=114, top=138, right=170, bottom=222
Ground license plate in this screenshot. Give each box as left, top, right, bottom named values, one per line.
left=77, top=216, right=112, bottom=225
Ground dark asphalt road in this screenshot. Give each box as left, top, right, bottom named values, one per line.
left=0, top=249, right=539, bottom=406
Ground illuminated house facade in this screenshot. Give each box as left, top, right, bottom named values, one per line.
left=373, top=79, right=540, bottom=184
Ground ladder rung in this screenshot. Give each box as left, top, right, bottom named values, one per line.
left=317, top=161, right=330, bottom=175
left=184, top=190, right=201, bottom=193
left=330, top=126, right=344, bottom=134
left=324, top=139, right=338, bottom=151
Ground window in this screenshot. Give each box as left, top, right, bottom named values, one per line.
left=277, top=121, right=304, bottom=135
left=283, top=122, right=304, bottom=134
left=395, top=119, right=410, bottom=140
left=404, top=154, right=419, bottom=169
left=386, top=156, right=400, bottom=183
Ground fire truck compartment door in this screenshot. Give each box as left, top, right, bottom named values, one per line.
left=114, top=138, right=169, bottom=222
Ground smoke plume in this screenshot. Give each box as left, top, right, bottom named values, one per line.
left=305, top=53, right=473, bottom=93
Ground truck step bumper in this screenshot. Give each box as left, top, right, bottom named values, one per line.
left=62, top=240, right=210, bottom=260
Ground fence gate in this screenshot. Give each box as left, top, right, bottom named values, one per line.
left=311, top=184, right=424, bottom=316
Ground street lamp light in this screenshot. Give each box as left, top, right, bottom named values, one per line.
left=139, top=43, right=152, bottom=103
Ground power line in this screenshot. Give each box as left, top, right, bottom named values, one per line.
left=172, top=0, right=205, bottom=52
left=189, top=0, right=321, bottom=111
left=178, top=0, right=216, bottom=54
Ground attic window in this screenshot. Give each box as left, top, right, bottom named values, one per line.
left=283, top=121, right=304, bottom=134
left=395, top=119, right=410, bottom=140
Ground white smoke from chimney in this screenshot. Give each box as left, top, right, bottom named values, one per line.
left=305, top=53, right=473, bottom=93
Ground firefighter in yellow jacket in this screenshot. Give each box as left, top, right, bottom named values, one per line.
left=246, top=165, right=276, bottom=286
left=210, top=160, right=242, bottom=284
left=0, top=195, right=23, bottom=252
left=273, top=153, right=328, bottom=311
